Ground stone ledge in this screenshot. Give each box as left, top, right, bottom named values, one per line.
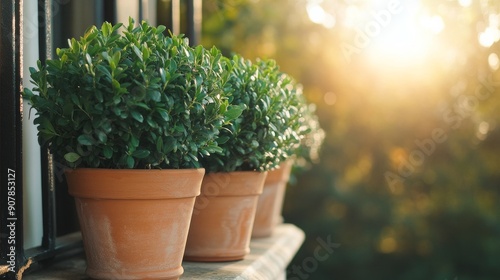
left=24, top=224, right=305, bottom=280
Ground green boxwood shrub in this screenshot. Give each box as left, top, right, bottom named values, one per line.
left=201, top=55, right=307, bottom=172
left=24, top=19, right=229, bottom=169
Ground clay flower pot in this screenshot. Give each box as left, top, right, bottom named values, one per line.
left=252, top=161, right=293, bottom=238
left=66, top=168, right=204, bottom=280
left=184, top=171, right=267, bottom=262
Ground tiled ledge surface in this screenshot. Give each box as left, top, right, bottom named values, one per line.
left=24, top=223, right=305, bottom=280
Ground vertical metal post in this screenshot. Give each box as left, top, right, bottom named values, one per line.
left=38, top=0, right=56, bottom=252
left=186, top=0, right=202, bottom=46
left=138, top=0, right=143, bottom=22
left=103, top=0, right=117, bottom=23
left=0, top=0, right=26, bottom=278
left=156, top=0, right=181, bottom=35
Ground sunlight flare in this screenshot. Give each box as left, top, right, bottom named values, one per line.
left=364, top=0, right=441, bottom=64
left=306, top=0, right=336, bottom=29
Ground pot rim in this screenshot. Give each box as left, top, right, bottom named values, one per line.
left=66, top=168, right=205, bottom=199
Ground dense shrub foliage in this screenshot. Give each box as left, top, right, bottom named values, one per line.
left=202, top=55, right=310, bottom=172
left=25, top=19, right=229, bottom=169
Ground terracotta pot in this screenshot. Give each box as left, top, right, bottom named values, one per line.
left=66, top=168, right=204, bottom=280
left=184, top=171, right=267, bottom=262
left=251, top=161, right=293, bottom=238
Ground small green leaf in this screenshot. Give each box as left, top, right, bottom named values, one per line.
left=113, top=51, right=121, bottom=66
left=70, top=94, right=81, bottom=107
left=156, top=137, right=163, bottom=152
left=169, top=60, right=177, bottom=72
left=142, top=46, right=150, bottom=61
left=112, top=79, right=120, bottom=90
left=251, top=140, right=259, bottom=148
left=157, top=110, right=169, bottom=121
left=159, top=68, right=167, bottom=83
left=224, top=105, right=244, bottom=121
left=156, top=25, right=166, bottom=34
left=103, top=146, right=113, bottom=159
left=164, top=136, right=176, bottom=153
left=216, top=136, right=230, bottom=144
left=132, top=45, right=143, bottom=61
left=126, top=156, right=135, bottom=168
left=146, top=117, right=157, bottom=128
left=147, top=90, right=161, bottom=102
left=130, top=134, right=139, bottom=148
left=136, top=103, right=150, bottom=110
left=101, top=22, right=110, bottom=36
left=131, top=111, right=144, bottom=123
left=132, top=149, right=150, bottom=158
left=96, top=130, right=108, bottom=143
left=23, top=88, right=34, bottom=99
left=64, top=152, right=81, bottom=163
left=85, top=53, right=92, bottom=65
left=40, top=118, right=57, bottom=134
left=96, top=65, right=112, bottom=79
left=102, top=51, right=110, bottom=62
left=77, top=134, right=94, bottom=146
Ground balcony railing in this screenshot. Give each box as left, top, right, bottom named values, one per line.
left=0, top=1, right=201, bottom=278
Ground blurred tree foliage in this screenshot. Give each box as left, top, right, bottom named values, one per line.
left=201, top=0, right=500, bottom=279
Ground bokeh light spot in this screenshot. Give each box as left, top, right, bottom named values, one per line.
left=306, top=0, right=336, bottom=29
left=488, top=53, right=499, bottom=70
left=458, top=0, right=472, bottom=8
left=323, top=91, right=337, bottom=105
left=379, top=237, right=398, bottom=253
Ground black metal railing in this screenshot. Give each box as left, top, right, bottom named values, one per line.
left=1, top=1, right=25, bottom=279
left=0, top=1, right=201, bottom=278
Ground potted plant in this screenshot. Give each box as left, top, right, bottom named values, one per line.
left=23, top=19, right=229, bottom=280
left=253, top=88, right=326, bottom=237
left=251, top=66, right=313, bottom=238
left=183, top=55, right=304, bottom=261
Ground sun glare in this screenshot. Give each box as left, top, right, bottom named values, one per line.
left=305, top=0, right=499, bottom=71
left=364, top=0, right=443, bottom=65
left=306, top=0, right=336, bottom=29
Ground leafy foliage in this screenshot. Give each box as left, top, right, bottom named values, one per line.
left=256, top=59, right=308, bottom=169
left=24, top=19, right=229, bottom=169
left=290, top=102, right=325, bottom=180
left=201, top=55, right=307, bottom=172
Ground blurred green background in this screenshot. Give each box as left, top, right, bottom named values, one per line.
left=200, top=0, right=500, bottom=279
